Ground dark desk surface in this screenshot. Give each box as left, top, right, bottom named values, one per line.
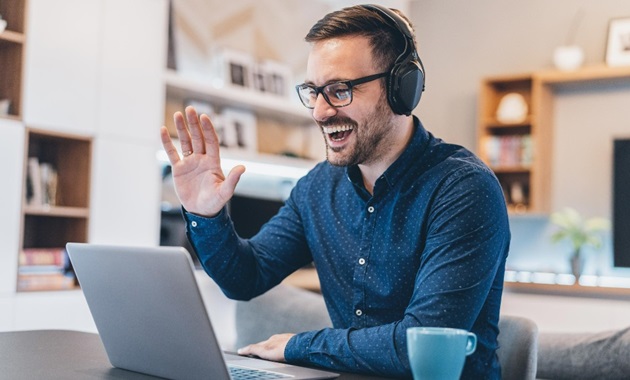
left=1, top=330, right=394, bottom=380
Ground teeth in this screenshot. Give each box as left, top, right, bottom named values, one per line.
left=323, top=125, right=353, bottom=134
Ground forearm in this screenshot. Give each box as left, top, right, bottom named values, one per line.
left=184, top=208, right=276, bottom=299
left=285, top=322, right=410, bottom=378
left=183, top=204, right=312, bottom=300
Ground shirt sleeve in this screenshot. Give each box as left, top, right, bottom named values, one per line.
left=285, top=165, right=509, bottom=378
left=184, top=191, right=314, bottom=301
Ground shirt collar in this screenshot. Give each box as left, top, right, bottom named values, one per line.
left=346, top=116, right=430, bottom=193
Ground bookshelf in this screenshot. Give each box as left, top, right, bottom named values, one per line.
left=478, top=74, right=537, bottom=213
left=0, top=0, right=27, bottom=120
left=18, top=128, right=92, bottom=292
left=478, top=65, right=630, bottom=215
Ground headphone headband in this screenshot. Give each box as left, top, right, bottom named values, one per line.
left=360, top=4, right=425, bottom=115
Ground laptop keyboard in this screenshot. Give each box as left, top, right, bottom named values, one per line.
left=229, top=365, right=293, bottom=380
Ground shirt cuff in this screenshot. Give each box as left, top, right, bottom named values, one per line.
left=182, top=206, right=232, bottom=235
left=284, top=331, right=315, bottom=364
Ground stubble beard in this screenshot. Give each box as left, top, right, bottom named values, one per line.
left=322, top=98, right=394, bottom=167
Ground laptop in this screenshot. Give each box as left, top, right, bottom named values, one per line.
left=66, top=243, right=339, bottom=380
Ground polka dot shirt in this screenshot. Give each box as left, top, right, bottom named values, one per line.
left=185, top=118, right=510, bottom=379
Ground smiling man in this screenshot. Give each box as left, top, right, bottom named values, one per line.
left=160, top=4, right=510, bottom=379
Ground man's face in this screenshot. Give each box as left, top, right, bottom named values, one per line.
left=305, top=35, right=395, bottom=167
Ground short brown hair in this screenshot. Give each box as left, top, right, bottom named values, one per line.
left=305, top=5, right=416, bottom=73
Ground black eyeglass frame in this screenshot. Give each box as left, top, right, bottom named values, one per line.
left=295, top=71, right=389, bottom=109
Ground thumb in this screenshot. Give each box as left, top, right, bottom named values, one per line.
left=223, top=165, right=246, bottom=194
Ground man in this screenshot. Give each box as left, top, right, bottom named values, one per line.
left=160, top=4, right=509, bottom=379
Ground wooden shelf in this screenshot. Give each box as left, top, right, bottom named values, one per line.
left=23, top=205, right=90, bottom=218
left=0, top=0, right=27, bottom=119
left=505, top=281, right=630, bottom=300
left=535, top=64, right=630, bottom=84
left=0, top=30, right=26, bottom=44
left=490, top=165, right=531, bottom=174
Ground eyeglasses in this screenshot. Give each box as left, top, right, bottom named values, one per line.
left=295, top=72, right=389, bottom=109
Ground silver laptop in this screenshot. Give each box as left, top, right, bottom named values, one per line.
left=66, top=243, right=338, bottom=380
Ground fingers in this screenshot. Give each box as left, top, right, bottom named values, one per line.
left=160, top=126, right=180, bottom=165
left=200, top=114, right=221, bottom=161
left=185, top=106, right=206, bottom=154
left=172, top=106, right=221, bottom=160
left=173, top=111, right=193, bottom=156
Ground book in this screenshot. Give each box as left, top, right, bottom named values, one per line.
left=17, top=248, right=76, bottom=291
left=25, top=158, right=59, bottom=206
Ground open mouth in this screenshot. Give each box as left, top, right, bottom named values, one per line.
left=323, top=125, right=354, bottom=142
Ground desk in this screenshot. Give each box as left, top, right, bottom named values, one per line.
left=0, top=330, right=394, bottom=380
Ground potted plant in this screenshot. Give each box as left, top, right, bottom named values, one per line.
left=550, top=207, right=610, bottom=282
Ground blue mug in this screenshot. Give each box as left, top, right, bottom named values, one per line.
left=406, top=327, right=477, bottom=380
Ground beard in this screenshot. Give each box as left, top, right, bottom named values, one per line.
left=319, top=97, right=395, bottom=167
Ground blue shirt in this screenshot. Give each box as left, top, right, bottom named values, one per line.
left=184, top=118, right=510, bottom=379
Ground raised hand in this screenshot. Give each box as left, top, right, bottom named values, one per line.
left=160, top=106, right=245, bottom=217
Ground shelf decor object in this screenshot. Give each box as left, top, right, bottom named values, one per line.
left=0, top=15, right=7, bottom=33
left=605, top=17, right=630, bottom=67
left=496, top=92, right=528, bottom=124
left=552, top=9, right=585, bottom=71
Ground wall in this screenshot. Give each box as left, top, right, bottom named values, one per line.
left=410, top=0, right=630, bottom=276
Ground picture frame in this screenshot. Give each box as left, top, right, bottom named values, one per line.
left=220, top=108, right=257, bottom=153
left=605, top=17, right=630, bottom=67
left=211, top=48, right=255, bottom=89
left=259, top=59, right=293, bottom=97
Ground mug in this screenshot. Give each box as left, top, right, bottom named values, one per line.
left=406, top=327, right=477, bottom=380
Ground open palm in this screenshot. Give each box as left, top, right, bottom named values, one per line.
left=160, top=106, right=245, bottom=217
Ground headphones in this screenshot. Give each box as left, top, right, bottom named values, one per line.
left=361, top=4, right=425, bottom=116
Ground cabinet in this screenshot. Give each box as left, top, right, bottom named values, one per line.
left=0, top=0, right=26, bottom=119
left=18, top=129, right=92, bottom=291
left=478, top=65, right=630, bottom=215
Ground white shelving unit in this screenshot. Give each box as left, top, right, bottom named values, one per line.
left=164, top=69, right=312, bottom=126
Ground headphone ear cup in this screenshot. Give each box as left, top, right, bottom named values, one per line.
left=387, top=60, right=424, bottom=116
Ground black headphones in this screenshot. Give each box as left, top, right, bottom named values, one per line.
left=361, top=4, right=425, bottom=116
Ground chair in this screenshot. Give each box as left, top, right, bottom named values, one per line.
left=234, top=284, right=332, bottom=349
left=536, top=327, right=630, bottom=380
left=497, top=315, right=539, bottom=380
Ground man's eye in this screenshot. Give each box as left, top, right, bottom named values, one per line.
left=334, top=90, right=350, bottom=100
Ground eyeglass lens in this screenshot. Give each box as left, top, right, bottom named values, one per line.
left=298, top=82, right=352, bottom=108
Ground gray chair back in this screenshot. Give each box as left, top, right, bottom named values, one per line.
left=497, top=315, right=539, bottom=380
left=234, top=284, right=332, bottom=349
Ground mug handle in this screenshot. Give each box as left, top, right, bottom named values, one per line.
left=465, top=333, right=477, bottom=356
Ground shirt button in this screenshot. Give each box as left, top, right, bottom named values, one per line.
left=358, top=258, right=366, bottom=265
left=367, top=206, right=375, bottom=213
left=355, top=309, right=363, bottom=316
left=191, top=221, right=198, bottom=227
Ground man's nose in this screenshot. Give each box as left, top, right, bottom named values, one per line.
left=311, top=94, right=337, bottom=122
